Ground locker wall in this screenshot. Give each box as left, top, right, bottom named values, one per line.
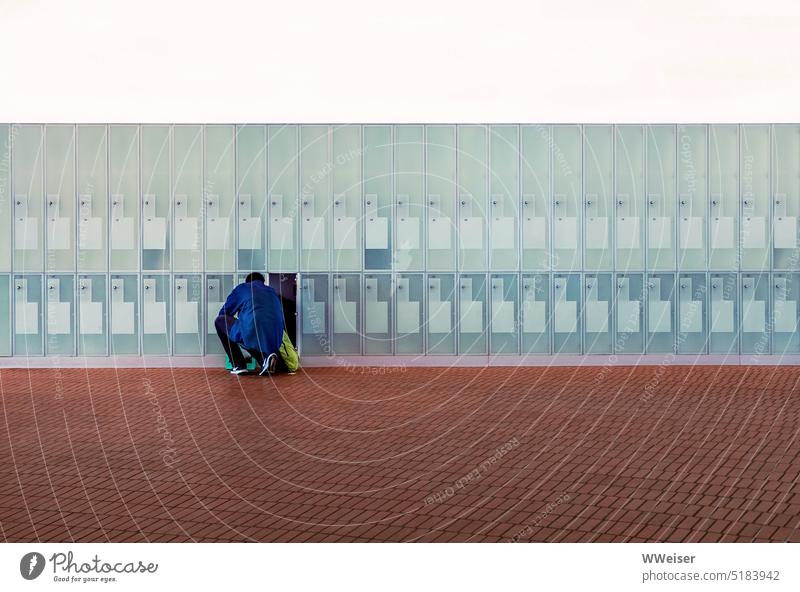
left=1, top=124, right=799, bottom=359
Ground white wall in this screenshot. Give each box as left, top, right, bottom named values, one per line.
left=1, top=0, right=799, bottom=123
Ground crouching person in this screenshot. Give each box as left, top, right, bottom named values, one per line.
left=215, top=272, right=284, bottom=376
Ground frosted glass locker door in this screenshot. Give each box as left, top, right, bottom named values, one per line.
left=426, top=274, right=456, bottom=354
left=741, top=274, right=769, bottom=354
left=44, top=126, right=76, bottom=271
left=395, top=274, right=424, bottom=354
left=521, top=126, right=551, bottom=271
left=236, top=125, right=266, bottom=272
left=709, top=274, right=738, bottom=354
left=268, top=125, right=299, bottom=271
left=174, top=275, right=202, bottom=355
left=45, top=276, right=75, bottom=355
left=77, top=276, right=107, bottom=356
left=584, top=126, right=613, bottom=271
left=0, top=276, right=9, bottom=356
left=364, top=275, right=392, bottom=354
left=772, top=274, right=800, bottom=354
left=646, top=126, right=676, bottom=270
left=772, top=126, right=800, bottom=269
left=458, top=274, right=486, bottom=354
left=677, top=126, right=707, bottom=270
left=172, top=125, right=203, bottom=272
left=141, top=126, right=171, bottom=270
left=12, top=126, right=44, bottom=272
left=300, top=275, right=329, bottom=355
left=110, top=276, right=139, bottom=355
left=741, top=126, right=770, bottom=270
left=646, top=274, right=675, bottom=353
left=13, top=276, right=43, bottom=356
left=109, top=126, right=139, bottom=271
left=300, top=126, right=329, bottom=271
left=364, top=126, right=392, bottom=270
left=709, top=126, right=738, bottom=270
left=552, top=126, right=582, bottom=271
left=205, top=275, right=234, bottom=354
left=522, top=274, right=549, bottom=353
left=489, top=126, right=519, bottom=270
left=394, top=126, right=425, bottom=271
left=553, top=274, right=581, bottom=354
left=677, top=274, right=707, bottom=354
left=458, top=126, right=487, bottom=270
left=332, top=275, right=360, bottom=354
left=77, top=126, right=108, bottom=271
left=205, top=125, right=236, bottom=272
left=584, top=274, right=612, bottom=354
left=0, top=128, right=9, bottom=272
left=331, top=126, right=362, bottom=271
left=426, top=126, right=456, bottom=270
left=490, top=274, right=518, bottom=354
left=615, top=126, right=644, bottom=270
left=614, top=274, right=644, bottom=354
left=142, top=276, right=170, bottom=355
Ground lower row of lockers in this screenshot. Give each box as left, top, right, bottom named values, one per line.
left=2, top=272, right=799, bottom=357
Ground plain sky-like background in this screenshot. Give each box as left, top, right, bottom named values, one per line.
left=1, top=0, right=799, bottom=122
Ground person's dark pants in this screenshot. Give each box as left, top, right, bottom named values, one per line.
left=214, top=315, right=266, bottom=369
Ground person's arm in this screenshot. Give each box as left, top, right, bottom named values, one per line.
left=218, top=285, right=242, bottom=318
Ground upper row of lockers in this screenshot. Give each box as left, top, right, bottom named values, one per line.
left=2, top=124, right=800, bottom=273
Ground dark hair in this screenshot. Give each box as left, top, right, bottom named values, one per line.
left=245, top=272, right=265, bottom=283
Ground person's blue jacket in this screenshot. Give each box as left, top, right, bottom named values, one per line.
left=219, top=281, right=285, bottom=355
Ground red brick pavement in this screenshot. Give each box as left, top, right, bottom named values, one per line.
left=0, top=365, right=798, bottom=542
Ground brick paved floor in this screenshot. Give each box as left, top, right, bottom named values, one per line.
left=0, top=365, right=798, bottom=542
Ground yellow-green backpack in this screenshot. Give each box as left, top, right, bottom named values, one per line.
left=279, top=330, right=300, bottom=373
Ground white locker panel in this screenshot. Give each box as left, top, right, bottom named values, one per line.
left=586, top=217, right=608, bottom=249
left=523, top=300, right=546, bottom=333
left=648, top=301, right=671, bottom=333
left=206, top=217, right=231, bottom=250
left=397, top=218, right=420, bottom=250
left=238, top=217, right=262, bottom=250
left=366, top=217, right=389, bottom=249
left=15, top=217, right=38, bottom=250
left=711, top=301, right=734, bottom=333
left=585, top=300, right=608, bottom=333
left=679, top=217, right=703, bottom=250
left=616, top=217, right=640, bottom=250
left=429, top=301, right=451, bottom=333
left=111, top=217, right=135, bottom=250
left=491, top=217, right=515, bottom=250
left=142, top=218, right=167, bottom=249
left=774, top=299, right=798, bottom=333
left=78, top=217, right=103, bottom=250
left=711, top=216, right=734, bottom=249
left=270, top=217, right=294, bottom=250
left=774, top=217, right=797, bottom=249
left=333, top=217, right=358, bottom=250
left=742, top=300, right=766, bottom=333
left=397, top=301, right=420, bottom=334
left=648, top=217, right=671, bottom=249
left=742, top=216, right=766, bottom=249
left=617, top=300, right=639, bottom=333
left=47, top=218, right=71, bottom=250
left=554, top=217, right=577, bottom=249
left=491, top=300, right=514, bottom=333
left=522, top=217, right=546, bottom=249
left=428, top=218, right=452, bottom=249
left=302, top=217, right=326, bottom=250
left=175, top=218, right=199, bottom=250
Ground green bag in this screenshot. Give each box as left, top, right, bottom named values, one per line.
left=279, top=330, right=300, bottom=373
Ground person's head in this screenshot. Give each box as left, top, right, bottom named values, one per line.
left=245, top=272, right=265, bottom=284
